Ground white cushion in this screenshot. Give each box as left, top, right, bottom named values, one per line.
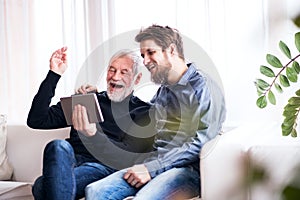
left=200, top=123, right=300, bottom=200
left=6, top=125, right=70, bottom=182
left=0, top=115, right=13, bottom=181
left=247, top=145, right=300, bottom=200
left=0, top=181, right=33, bottom=200
left=200, top=133, right=247, bottom=200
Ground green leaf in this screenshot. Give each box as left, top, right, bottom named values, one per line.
left=283, top=108, right=298, bottom=117
left=282, top=94, right=300, bottom=137
left=286, top=67, right=298, bottom=82
left=284, top=103, right=300, bottom=111
left=255, top=79, right=270, bottom=89
left=266, top=54, right=283, bottom=68
left=281, top=123, right=293, bottom=136
left=292, top=61, right=300, bottom=74
left=268, top=90, right=276, bottom=105
left=256, top=85, right=266, bottom=96
left=279, top=41, right=291, bottom=59
left=294, top=15, right=300, bottom=28
left=256, top=96, right=267, bottom=108
left=274, top=83, right=283, bottom=93
left=291, top=128, right=297, bottom=137
left=279, top=74, right=290, bottom=87
left=260, top=65, right=275, bottom=77
left=295, top=32, right=300, bottom=52
left=282, top=117, right=295, bottom=128
left=288, top=96, right=300, bottom=105
left=282, top=129, right=291, bottom=136
left=295, top=89, right=300, bottom=96
left=283, top=114, right=297, bottom=125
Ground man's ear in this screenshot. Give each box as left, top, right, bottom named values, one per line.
left=134, top=73, right=142, bottom=85
left=169, top=43, right=177, bottom=56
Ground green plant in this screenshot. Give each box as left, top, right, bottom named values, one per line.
left=255, top=32, right=300, bottom=137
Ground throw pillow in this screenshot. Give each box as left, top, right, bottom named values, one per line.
left=0, top=115, right=13, bottom=180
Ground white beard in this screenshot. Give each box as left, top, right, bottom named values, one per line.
left=107, top=81, right=135, bottom=102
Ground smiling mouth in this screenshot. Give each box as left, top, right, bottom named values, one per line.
left=110, top=82, right=124, bottom=89
left=147, top=64, right=156, bottom=72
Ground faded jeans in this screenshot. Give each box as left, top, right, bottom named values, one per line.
left=32, top=140, right=116, bottom=200
left=85, top=166, right=200, bottom=200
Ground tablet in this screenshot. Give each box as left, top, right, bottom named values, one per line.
left=60, top=93, right=104, bottom=125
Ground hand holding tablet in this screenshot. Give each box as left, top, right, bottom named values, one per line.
left=60, top=93, right=104, bottom=125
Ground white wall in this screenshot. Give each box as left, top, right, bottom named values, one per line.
left=110, top=0, right=300, bottom=127
left=1, top=0, right=300, bottom=128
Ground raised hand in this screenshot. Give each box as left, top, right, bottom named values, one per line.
left=50, top=46, right=68, bottom=75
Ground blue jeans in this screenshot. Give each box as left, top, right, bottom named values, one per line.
left=85, top=166, right=200, bottom=200
left=32, top=140, right=116, bottom=200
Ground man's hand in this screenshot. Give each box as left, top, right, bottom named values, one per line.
left=75, top=84, right=98, bottom=95
left=123, top=164, right=151, bottom=188
left=72, top=104, right=97, bottom=137
left=50, top=46, right=68, bottom=75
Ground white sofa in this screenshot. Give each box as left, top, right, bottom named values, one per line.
left=0, top=125, right=69, bottom=200
left=1, top=123, right=300, bottom=200
left=200, top=123, right=300, bottom=200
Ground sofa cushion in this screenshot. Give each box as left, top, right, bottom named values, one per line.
left=0, top=115, right=13, bottom=180
left=6, top=126, right=70, bottom=183
left=247, top=145, right=300, bottom=200
left=0, top=181, right=33, bottom=200
left=200, top=133, right=248, bottom=200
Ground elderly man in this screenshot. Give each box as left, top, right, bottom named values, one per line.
left=27, top=47, right=154, bottom=200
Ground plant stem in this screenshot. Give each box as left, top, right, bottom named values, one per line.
left=262, top=53, right=300, bottom=96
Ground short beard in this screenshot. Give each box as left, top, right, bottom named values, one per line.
left=151, top=65, right=171, bottom=85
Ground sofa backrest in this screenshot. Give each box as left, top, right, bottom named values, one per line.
left=6, top=125, right=70, bottom=183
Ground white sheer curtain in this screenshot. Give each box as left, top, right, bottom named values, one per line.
left=0, top=0, right=299, bottom=125
left=0, top=0, right=115, bottom=124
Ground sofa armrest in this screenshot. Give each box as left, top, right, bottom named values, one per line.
left=199, top=123, right=300, bottom=200
left=247, top=145, right=300, bottom=200
left=200, top=133, right=247, bottom=200
left=6, top=125, right=70, bottom=183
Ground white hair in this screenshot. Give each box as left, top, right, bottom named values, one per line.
left=108, top=49, right=143, bottom=75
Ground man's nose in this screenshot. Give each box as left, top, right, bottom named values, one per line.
left=143, top=54, right=151, bottom=66
left=112, top=71, right=122, bottom=80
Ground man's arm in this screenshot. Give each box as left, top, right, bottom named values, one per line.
left=27, top=47, right=69, bottom=129
left=77, top=108, right=155, bottom=169
left=124, top=77, right=226, bottom=187
left=144, top=78, right=226, bottom=177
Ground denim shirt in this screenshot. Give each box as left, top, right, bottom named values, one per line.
left=144, top=63, right=226, bottom=178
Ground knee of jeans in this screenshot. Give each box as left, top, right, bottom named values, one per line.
left=32, top=176, right=44, bottom=200
left=44, top=140, right=73, bottom=156
left=85, top=182, right=96, bottom=198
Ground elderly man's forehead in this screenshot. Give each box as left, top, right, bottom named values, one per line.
left=109, top=56, right=134, bottom=69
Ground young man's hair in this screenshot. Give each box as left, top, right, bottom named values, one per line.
left=108, top=49, right=142, bottom=75
left=135, top=24, right=185, bottom=60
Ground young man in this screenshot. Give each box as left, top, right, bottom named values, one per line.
left=27, top=47, right=154, bottom=200
left=85, top=25, right=226, bottom=199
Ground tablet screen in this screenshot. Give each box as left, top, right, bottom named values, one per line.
left=60, top=93, right=104, bottom=125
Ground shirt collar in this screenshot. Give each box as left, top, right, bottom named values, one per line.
left=176, top=63, right=197, bottom=86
